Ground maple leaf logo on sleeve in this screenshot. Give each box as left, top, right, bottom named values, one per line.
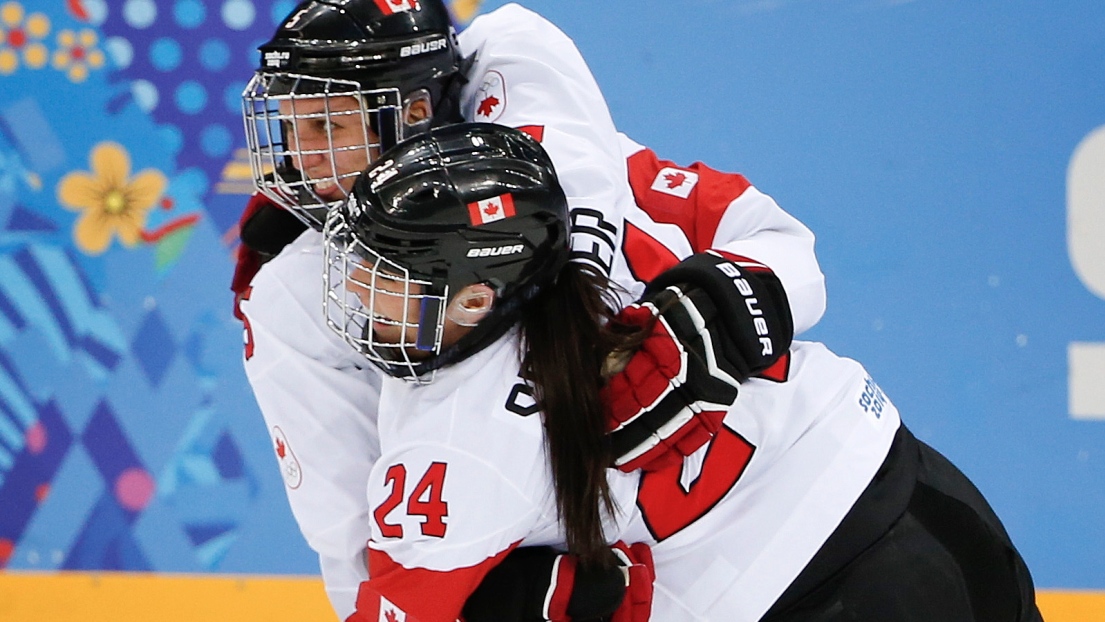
left=664, top=171, right=687, bottom=189
left=649, top=166, right=700, bottom=199
left=275, top=438, right=286, bottom=459
left=379, top=596, right=407, bottom=622
left=477, top=95, right=500, bottom=118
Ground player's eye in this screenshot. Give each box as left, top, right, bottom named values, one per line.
left=323, top=115, right=351, bottom=134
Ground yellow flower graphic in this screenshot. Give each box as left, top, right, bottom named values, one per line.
left=449, top=0, right=484, bottom=25
left=57, top=142, right=168, bottom=256
left=52, top=27, right=103, bottom=83
left=0, top=1, right=50, bottom=75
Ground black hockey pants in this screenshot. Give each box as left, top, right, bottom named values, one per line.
left=760, top=425, right=1043, bottom=622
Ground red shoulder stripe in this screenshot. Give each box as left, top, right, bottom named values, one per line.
left=626, top=148, right=752, bottom=253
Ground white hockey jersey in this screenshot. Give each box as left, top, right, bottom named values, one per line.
left=354, top=335, right=899, bottom=622
left=240, top=3, right=828, bottom=619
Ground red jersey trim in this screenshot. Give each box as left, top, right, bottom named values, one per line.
left=622, top=221, right=682, bottom=284
left=350, top=543, right=519, bottom=622
left=626, top=148, right=752, bottom=253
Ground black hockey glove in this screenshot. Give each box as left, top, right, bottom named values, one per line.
left=462, top=542, right=654, bottom=622
left=230, top=193, right=308, bottom=320
left=239, top=193, right=308, bottom=258
left=602, top=250, right=793, bottom=472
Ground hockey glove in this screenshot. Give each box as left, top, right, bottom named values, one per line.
left=230, top=193, right=308, bottom=319
left=462, top=542, right=655, bottom=622
left=647, top=250, right=793, bottom=379
left=603, top=250, right=793, bottom=472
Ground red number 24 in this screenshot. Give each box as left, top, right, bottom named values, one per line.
left=373, top=462, right=450, bottom=539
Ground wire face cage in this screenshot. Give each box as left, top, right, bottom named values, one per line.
left=323, top=208, right=447, bottom=384
left=242, top=72, right=402, bottom=228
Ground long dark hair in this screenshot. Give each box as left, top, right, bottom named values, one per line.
left=518, top=262, right=645, bottom=568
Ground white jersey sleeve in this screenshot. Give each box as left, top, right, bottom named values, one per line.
left=459, top=4, right=633, bottom=276
left=238, top=229, right=382, bottom=619
left=613, top=133, right=827, bottom=334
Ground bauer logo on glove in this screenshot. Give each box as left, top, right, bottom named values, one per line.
left=602, top=250, right=794, bottom=472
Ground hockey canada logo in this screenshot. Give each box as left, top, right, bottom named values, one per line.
left=467, top=193, right=516, bottom=226
left=474, top=70, right=506, bottom=122
left=650, top=167, right=699, bottom=199
left=374, top=0, right=419, bottom=15
left=271, top=426, right=303, bottom=489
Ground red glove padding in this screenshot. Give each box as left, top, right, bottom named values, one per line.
left=610, top=541, right=655, bottom=622
left=603, top=286, right=739, bottom=473
left=602, top=251, right=793, bottom=473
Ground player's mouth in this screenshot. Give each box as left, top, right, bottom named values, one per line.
left=311, top=178, right=343, bottom=199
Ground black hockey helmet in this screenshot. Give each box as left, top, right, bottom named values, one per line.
left=323, top=123, right=571, bottom=381
left=243, top=0, right=471, bottom=228
left=259, top=0, right=465, bottom=117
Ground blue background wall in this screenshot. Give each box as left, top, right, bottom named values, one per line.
left=0, top=0, right=1101, bottom=592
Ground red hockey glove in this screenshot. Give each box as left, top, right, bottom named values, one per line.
left=603, top=251, right=793, bottom=472
left=609, top=541, right=655, bottom=622
left=461, top=542, right=655, bottom=622
left=230, top=193, right=308, bottom=319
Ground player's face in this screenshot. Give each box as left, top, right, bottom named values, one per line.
left=346, top=263, right=426, bottom=353
left=345, top=260, right=485, bottom=360
left=279, top=96, right=378, bottom=201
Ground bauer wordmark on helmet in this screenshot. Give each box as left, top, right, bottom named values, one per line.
left=323, top=122, right=571, bottom=381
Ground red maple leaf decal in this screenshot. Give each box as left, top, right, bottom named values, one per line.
left=385, top=609, right=400, bottom=622
left=477, top=95, right=500, bottom=117
left=483, top=202, right=500, bottom=216
left=664, top=172, right=687, bottom=189
left=275, top=438, right=286, bottom=459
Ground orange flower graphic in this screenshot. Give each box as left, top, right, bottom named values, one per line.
left=0, top=2, right=50, bottom=74
left=57, top=142, right=167, bottom=255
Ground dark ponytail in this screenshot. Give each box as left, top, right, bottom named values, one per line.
left=519, top=262, right=641, bottom=568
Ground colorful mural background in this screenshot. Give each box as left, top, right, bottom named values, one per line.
left=1, top=0, right=1102, bottom=600
left=0, top=0, right=321, bottom=573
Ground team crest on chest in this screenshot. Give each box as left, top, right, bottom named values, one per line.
left=271, top=426, right=303, bottom=489
left=374, top=0, right=420, bottom=15
left=474, top=70, right=507, bottom=122
left=651, top=167, right=699, bottom=199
